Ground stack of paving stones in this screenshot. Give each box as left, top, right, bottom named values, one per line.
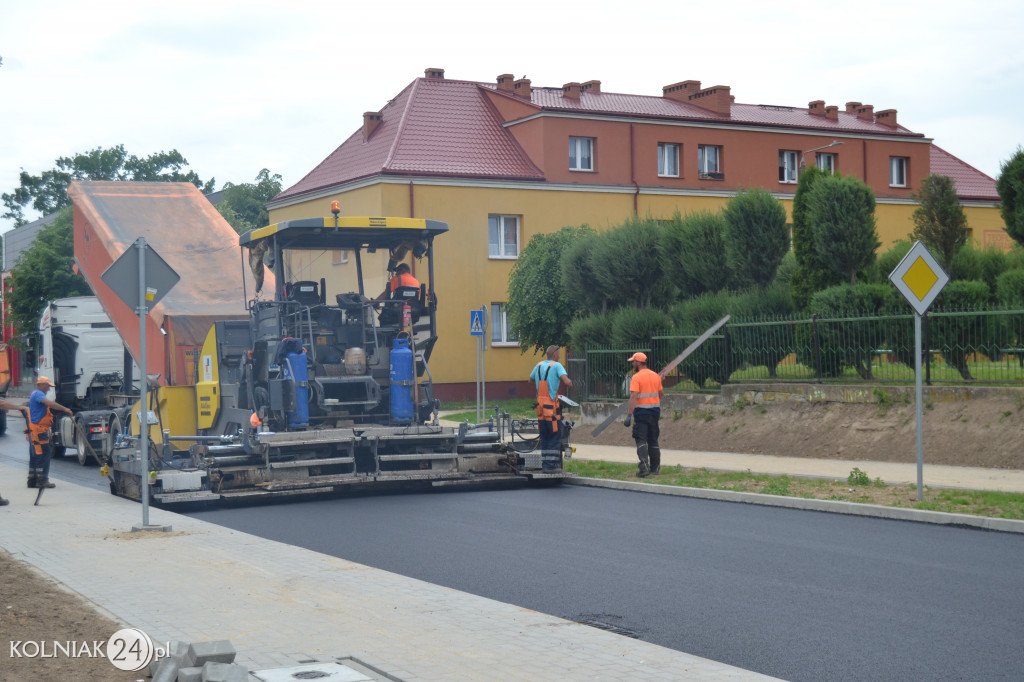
left=149, top=639, right=248, bottom=682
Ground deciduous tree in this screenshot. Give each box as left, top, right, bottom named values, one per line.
left=506, top=225, right=593, bottom=352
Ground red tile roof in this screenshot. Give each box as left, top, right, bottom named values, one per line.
left=276, top=78, right=544, bottom=201
left=276, top=74, right=991, bottom=204
left=928, top=145, right=999, bottom=201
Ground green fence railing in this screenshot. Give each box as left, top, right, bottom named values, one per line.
left=567, top=308, right=1024, bottom=400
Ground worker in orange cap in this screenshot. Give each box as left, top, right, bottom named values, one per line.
left=624, top=352, right=663, bottom=478
left=28, top=376, right=73, bottom=489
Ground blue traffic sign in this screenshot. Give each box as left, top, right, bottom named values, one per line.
left=470, top=310, right=484, bottom=336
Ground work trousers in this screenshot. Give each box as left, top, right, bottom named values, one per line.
left=538, top=419, right=562, bottom=470
left=29, top=438, right=52, bottom=482
left=631, top=413, right=661, bottom=473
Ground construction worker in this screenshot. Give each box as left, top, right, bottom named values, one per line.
left=0, top=397, right=30, bottom=505
left=376, top=263, right=421, bottom=325
left=624, top=352, right=664, bottom=478
left=530, top=346, right=572, bottom=470
left=376, top=263, right=420, bottom=300
left=27, top=376, right=73, bottom=489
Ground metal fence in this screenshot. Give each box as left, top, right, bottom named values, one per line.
left=567, top=308, right=1024, bottom=400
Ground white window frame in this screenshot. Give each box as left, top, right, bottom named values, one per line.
left=332, top=249, right=349, bottom=265
left=488, top=214, right=520, bottom=259
left=698, top=144, right=722, bottom=177
left=490, top=303, right=517, bottom=346
left=569, top=136, right=595, bottom=171
left=658, top=142, right=680, bottom=177
left=890, top=156, right=908, bottom=187
left=816, top=153, right=836, bottom=174
left=779, top=150, right=799, bottom=184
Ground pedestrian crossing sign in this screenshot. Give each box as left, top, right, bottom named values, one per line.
left=470, top=310, right=484, bottom=336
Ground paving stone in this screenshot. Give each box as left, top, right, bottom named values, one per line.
left=189, top=639, right=237, bottom=666
left=177, top=667, right=204, bottom=682
left=201, top=661, right=250, bottom=682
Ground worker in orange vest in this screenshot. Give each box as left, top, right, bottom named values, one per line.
left=28, top=376, right=73, bottom=489
left=624, top=352, right=664, bottom=478
left=530, top=345, right=572, bottom=470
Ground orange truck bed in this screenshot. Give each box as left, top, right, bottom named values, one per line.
left=69, top=181, right=271, bottom=386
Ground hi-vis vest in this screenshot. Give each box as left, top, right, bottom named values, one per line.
left=29, top=407, right=54, bottom=455
left=389, top=272, right=419, bottom=294
left=631, top=368, right=662, bottom=412
left=535, top=362, right=561, bottom=433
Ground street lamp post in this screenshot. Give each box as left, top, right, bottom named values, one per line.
left=800, top=140, right=843, bottom=168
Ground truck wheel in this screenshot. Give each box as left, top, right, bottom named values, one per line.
left=104, top=413, right=123, bottom=463
left=75, top=416, right=95, bottom=466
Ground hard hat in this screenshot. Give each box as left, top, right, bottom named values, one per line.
left=250, top=412, right=262, bottom=428
left=626, top=352, right=647, bottom=364
left=35, top=376, right=55, bottom=387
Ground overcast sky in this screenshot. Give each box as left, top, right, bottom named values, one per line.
left=2, top=0, right=1022, bottom=233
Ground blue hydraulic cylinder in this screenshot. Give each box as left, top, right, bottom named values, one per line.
left=282, top=349, right=309, bottom=427
left=390, top=337, right=415, bottom=424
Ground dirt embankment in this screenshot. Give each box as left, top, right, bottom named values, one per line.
left=571, top=387, right=1024, bottom=470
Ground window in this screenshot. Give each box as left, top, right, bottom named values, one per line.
left=331, top=250, right=349, bottom=265
left=488, top=215, right=519, bottom=258
left=490, top=303, right=517, bottom=345
left=658, top=143, right=680, bottom=177
left=816, top=153, right=836, bottom=174
left=698, top=144, right=722, bottom=178
left=569, top=136, right=594, bottom=171
left=890, top=157, right=908, bottom=187
left=779, top=150, right=799, bottom=183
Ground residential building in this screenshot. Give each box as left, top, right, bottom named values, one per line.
left=267, top=68, right=1004, bottom=400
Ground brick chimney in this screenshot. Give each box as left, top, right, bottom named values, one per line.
left=856, top=104, right=874, bottom=121
left=363, top=111, right=382, bottom=142
left=496, top=74, right=515, bottom=92
left=424, top=67, right=445, bottom=79
left=581, top=80, right=601, bottom=94
left=688, top=85, right=732, bottom=116
left=513, top=78, right=532, bottom=99
left=808, top=100, right=826, bottom=116
left=845, top=101, right=862, bottom=113
left=562, top=82, right=582, bottom=99
left=875, top=109, right=898, bottom=128
left=663, top=80, right=702, bottom=102
left=825, top=105, right=839, bottom=121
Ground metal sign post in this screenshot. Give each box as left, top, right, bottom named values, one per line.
left=470, top=307, right=488, bottom=422
left=101, top=237, right=179, bottom=530
left=889, top=241, right=949, bottom=501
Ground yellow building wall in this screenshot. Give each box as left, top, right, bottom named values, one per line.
left=269, top=182, right=1008, bottom=392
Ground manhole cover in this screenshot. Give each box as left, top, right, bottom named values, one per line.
left=250, top=661, right=377, bottom=682
left=574, top=614, right=641, bottom=639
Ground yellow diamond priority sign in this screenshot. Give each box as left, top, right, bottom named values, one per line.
left=889, top=241, right=949, bottom=316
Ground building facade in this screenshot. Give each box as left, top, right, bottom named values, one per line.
left=267, top=68, right=1004, bottom=400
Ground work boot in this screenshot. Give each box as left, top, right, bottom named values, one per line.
left=0, top=496, right=9, bottom=506
left=36, top=479, right=55, bottom=489
left=27, top=476, right=36, bottom=489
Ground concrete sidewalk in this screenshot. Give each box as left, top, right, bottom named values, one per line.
left=570, top=443, right=1024, bottom=493
left=0, top=461, right=777, bottom=681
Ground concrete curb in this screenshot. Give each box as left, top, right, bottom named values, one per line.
left=567, top=476, right=1024, bottom=534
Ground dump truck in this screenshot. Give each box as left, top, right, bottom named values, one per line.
left=68, top=181, right=572, bottom=505
left=36, top=296, right=139, bottom=465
